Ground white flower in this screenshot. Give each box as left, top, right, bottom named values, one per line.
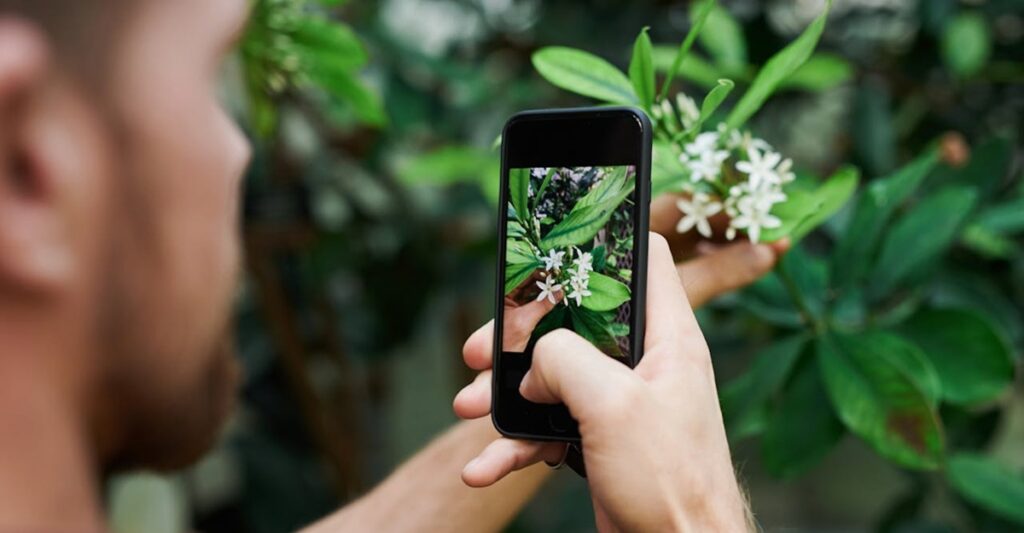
left=675, top=94, right=700, bottom=129
left=541, top=249, right=565, bottom=272
left=730, top=204, right=781, bottom=244
left=676, top=193, right=723, bottom=238
left=735, top=147, right=784, bottom=190
left=566, top=284, right=591, bottom=306
left=776, top=157, right=796, bottom=183
left=565, top=274, right=591, bottom=306
left=572, top=248, right=594, bottom=274
left=535, top=275, right=562, bottom=304
left=684, top=132, right=721, bottom=157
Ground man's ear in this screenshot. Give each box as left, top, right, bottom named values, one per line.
left=0, top=18, right=74, bottom=292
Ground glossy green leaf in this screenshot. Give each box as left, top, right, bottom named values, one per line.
left=721, top=334, right=809, bottom=439
left=779, top=52, right=853, bottom=91
left=688, top=79, right=734, bottom=137
left=872, top=186, right=978, bottom=296
left=533, top=47, right=638, bottom=105
left=692, top=1, right=747, bottom=74
left=582, top=272, right=631, bottom=312
left=942, top=12, right=991, bottom=78
left=658, top=0, right=716, bottom=99
left=651, top=141, right=686, bottom=196
left=570, top=306, right=621, bottom=357
left=508, top=168, right=530, bottom=225
left=398, top=146, right=498, bottom=188
left=652, top=46, right=723, bottom=89
left=973, top=196, right=1024, bottom=235
left=759, top=186, right=821, bottom=243
left=786, top=166, right=860, bottom=243
left=898, top=309, right=1014, bottom=405
left=762, top=358, right=845, bottom=479
left=832, top=150, right=939, bottom=289
left=304, top=63, right=387, bottom=126
left=817, top=332, right=944, bottom=470
left=948, top=453, right=1024, bottom=525
left=629, top=27, right=655, bottom=110
left=540, top=170, right=634, bottom=250
left=292, top=16, right=367, bottom=71
left=725, top=0, right=831, bottom=128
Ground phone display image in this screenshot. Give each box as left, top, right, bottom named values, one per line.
left=502, top=165, right=636, bottom=359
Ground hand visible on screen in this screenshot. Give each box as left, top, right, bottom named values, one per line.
left=454, top=234, right=753, bottom=532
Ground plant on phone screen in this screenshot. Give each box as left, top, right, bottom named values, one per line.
left=523, top=0, right=1024, bottom=523
left=505, top=166, right=636, bottom=357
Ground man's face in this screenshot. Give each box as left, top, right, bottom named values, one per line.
left=93, top=0, right=252, bottom=469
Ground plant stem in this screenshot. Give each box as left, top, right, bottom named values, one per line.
left=776, top=260, right=825, bottom=335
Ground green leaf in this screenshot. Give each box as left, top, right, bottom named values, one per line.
left=897, top=309, right=1014, bottom=405
left=652, top=46, right=723, bottom=89
left=759, top=185, right=822, bottom=243
left=582, top=272, right=631, bottom=312
left=948, top=453, right=1024, bottom=525
left=304, top=64, right=387, bottom=126
left=658, top=0, right=717, bottom=100
left=532, top=47, right=638, bottom=105
left=629, top=27, right=655, bottom=110
left=721, top=334, right=809, bottom=439
left=540, top=170, right=634, bottom=250
left=651, top=141, right=687, bottom=196
left=832, top=150, right=939, bottom=289
left=570, top=306, right=622, bottom=357
left=872, top=186, right=978, bottom=296
left=762, top=357, right=845, bottom=479
left=725, top=0, right=831, bottom=128
left=508, top=168, right=531, bottom=225
left=792, top=166, right=860, bottom=242
left=817, top=332, right=944, bottom=470
left=292, top=16, right=368, bottom=71
left=973, top=196, right=1024, bottom=235
left=592, top=245, right=607, bottom=271
left=942, top=12, right=992, bottom=79
left=398, top=146, right=498, bottom=188
left=688, top=79, right=734, bottom=137
left=692, top=1, right=747, bottom=74
left=961, top=224, right=1020, bottom=259
left=779, top=53, right=853, bottom=91
left=504, top=260, right=541, bottom=295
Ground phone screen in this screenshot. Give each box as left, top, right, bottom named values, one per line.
left=493, top=108, right=651, bottom=441
left=502, top=165, right=637, bottom=359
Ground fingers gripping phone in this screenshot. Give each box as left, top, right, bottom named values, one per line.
left=492, top=107, right=652, bottom=442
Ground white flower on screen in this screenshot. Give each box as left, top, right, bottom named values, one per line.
left=565, top=274, right=592, bottom=306
left=535, top=275, right=562, bottom=304
left=735, top=147, right=784, bottom=190
left=676, top=193, right=723, bottom=238
left=572, top=248, right=594, bottom=274
left=530, top=167, right=550, bottom=180
left=541, top=249, right=565, bottom=272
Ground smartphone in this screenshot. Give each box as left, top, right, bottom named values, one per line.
left=492, top=107, right=652, bottom=442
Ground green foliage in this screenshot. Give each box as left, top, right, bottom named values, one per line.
left=897, top=309, right=1013, bottom=406
left=658, top=0, right=716, bottom=100
left=942, top=12, right=992, bottom=79
left=582, top=272, right=631, bottom=312
left=760, top=166, right=859, bottom=243
left=761, top=358, right=844, bottom=479
left=691, top=0, right=746, bottom=76
left=721, top=334, right=809, bottom=439
left=629, top=28, right=655, bottom=111
left=817, top=332, right=944, bottom=470
left=532, top=47, right=638, bottom=105
left=690, top=79, right=734, bottom=138
left=871, top=186, right=978, bottom=296
left=539, top=168, right=634, bottom=250
left=240, top=0, right=384, bottom=137
left=724, top=0, right=832, bottom=128
left=948, top=454, right=1024, bottom=525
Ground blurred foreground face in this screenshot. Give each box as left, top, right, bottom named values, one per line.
left=0, top=0, right=251, bottom=469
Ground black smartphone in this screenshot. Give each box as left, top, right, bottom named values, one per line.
left=492, top=107, right=652, bottom=442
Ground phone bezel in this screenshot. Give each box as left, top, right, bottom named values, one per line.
left=491, top=106, right=652, bottom=442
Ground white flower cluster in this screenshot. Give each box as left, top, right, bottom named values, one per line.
left=535, top=247, right=594, bottom=306
left=669, top=96, right=795, bottom=244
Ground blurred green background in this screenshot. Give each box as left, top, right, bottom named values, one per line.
left=107, top=0, right=1024, bottom=531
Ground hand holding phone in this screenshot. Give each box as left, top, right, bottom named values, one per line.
left=458, top=235, right=752, bottom=531
left=493, top=107, right=652, bottom=441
